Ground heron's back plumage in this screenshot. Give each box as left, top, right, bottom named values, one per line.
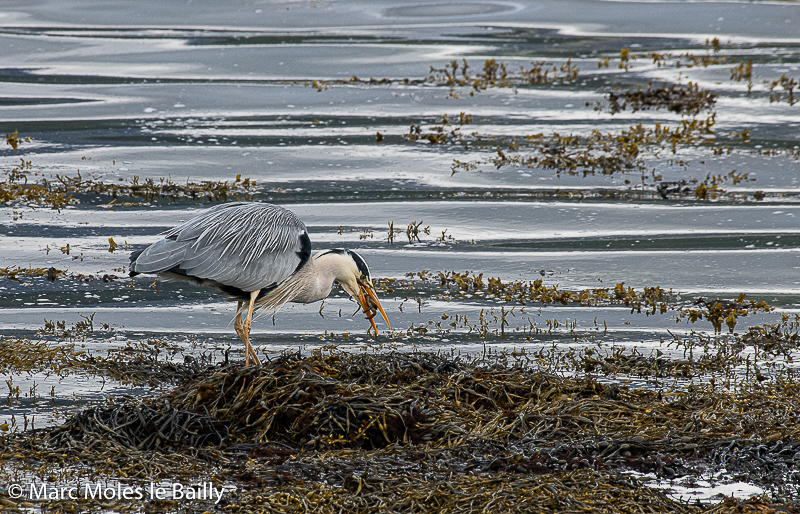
left=130, top=202, right=311, bottom=296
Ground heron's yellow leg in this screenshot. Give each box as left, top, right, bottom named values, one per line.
left=233, top=301, right=249, bottom=365
left=242, top=290, right=262, bottom=366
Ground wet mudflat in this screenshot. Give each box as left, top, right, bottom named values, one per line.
left=2, top=0, right=800, bottom=512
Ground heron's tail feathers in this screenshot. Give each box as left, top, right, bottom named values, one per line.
left=128, top=249, right=145, bottom=277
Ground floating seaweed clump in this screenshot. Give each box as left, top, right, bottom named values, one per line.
left=2, top=135, right=76, bottom=209
left=306, top=58, right=579, bottom=98
left=741, top=315, right=800, bottom=358
left=0, top=265, right=136, bottom=286
left=427, top=58, right=579, bottom=98
left=445, top=117, right=717, bottom=177
left=767, top=75, right=798, bottom=105
left=3, top=133, right=258, bottom=206
left=2, top=150, right=258, bottom=208
left=403, top=271, right=771, bottom=333
left=601, top=41, right=728, bottom=72
left=1, top=162, right=76, bottom=210
left=605, top=82, right=718, bottom=115
left=53, top=172, right=258, bottom=204
left=679, top=294, right=773, bottom=334
left=5, top=130, right=31, bottom=151
left=658, top=170, right=756, bottom=201
left=0, top=265, right=65, bottom=282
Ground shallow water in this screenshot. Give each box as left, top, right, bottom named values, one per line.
left=2, top=0, right=800, bottom=504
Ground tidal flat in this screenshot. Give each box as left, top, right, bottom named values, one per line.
left=2, top=0, right=800, bottom=511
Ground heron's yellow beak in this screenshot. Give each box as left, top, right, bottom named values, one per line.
left=356, top=279, right=391, bottom=332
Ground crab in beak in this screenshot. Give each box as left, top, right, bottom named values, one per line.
left=356, top=278, right=391, bottom=332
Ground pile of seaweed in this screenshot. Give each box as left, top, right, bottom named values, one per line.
left=605, top=82, right=718, bottom=115
left=2, top=349, right=799, bottom=513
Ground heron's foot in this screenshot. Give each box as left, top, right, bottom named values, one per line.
left=234, top=301, right=252, bottom=366
left=242, top=320, right=262, bottom=366
left=248, top=344, right=262, bottom=366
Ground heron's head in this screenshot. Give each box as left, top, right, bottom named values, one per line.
left=320, top=249, right=391, bottom=332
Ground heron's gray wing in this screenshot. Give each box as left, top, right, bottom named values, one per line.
left=130, top=202, right=310, bottom=292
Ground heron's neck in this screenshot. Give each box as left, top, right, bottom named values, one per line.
left=287, top=251, right=347, bottom=304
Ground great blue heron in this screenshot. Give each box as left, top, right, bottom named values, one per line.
left=128, top=202, right=390, bottom=366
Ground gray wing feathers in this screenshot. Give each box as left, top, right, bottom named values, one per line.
left=132, top=202, right=308, bottom=292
